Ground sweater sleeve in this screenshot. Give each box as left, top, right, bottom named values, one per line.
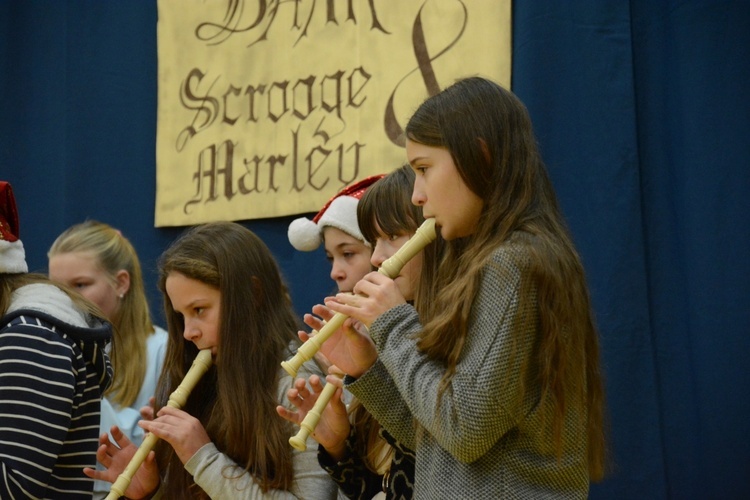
left=186, top=429, right=337, bottom=499
left=349, top=247, right=536, bottom=464
left=185, top=362, right=338, bottom=499
left=185, top=426, right=338, bottom=499
left=0, top=325, right=79, bottom=498
left=186, top=442, right=326, bottom=499
left=344, top=359, right=417, bottom=450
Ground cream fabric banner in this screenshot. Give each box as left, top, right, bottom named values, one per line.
left=155, top=0, right=511, bottom=226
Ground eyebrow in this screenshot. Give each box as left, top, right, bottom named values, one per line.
left=175, top=298, right=208, bottom=311
left=335, top=242, right=365, bottom=250
left=407, top=156, right=429, bottom=167
left=63, top=274, right=94, bottom=281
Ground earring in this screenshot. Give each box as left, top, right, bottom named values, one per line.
left=119, top=293, right=124, bottom=299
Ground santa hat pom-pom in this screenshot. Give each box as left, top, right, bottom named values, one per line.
left=288, top=217, right=322, bottom=251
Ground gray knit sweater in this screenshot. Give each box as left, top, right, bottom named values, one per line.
left=346, top=244, right=590, bottom=499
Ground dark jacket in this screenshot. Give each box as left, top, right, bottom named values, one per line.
left=0, top=283, right=112, bottom=499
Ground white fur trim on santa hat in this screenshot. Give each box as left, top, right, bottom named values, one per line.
left=288, top=196, right=366, bottom=252
left=0, top=238, right=28, bottom=274
left=318, top=196, right=364, bottom=242
left=288, top=216, right=323, bottom=251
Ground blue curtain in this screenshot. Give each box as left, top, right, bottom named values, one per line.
left=514, top=2, right=750, bottom=498
left=2, top=2, right=748, bottom=498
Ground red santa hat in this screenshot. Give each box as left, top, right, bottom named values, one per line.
left=288, top=174, right=385, bottom=251
left=0, top=181, right=28, bottom=274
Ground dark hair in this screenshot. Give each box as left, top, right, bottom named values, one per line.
left=406, top=76, right=607, bottom=480
left=155, top=222, right=301, bottom=496
left=357, top=165, right=423, bottom=244
left=353, top=164, right=441, bottom=472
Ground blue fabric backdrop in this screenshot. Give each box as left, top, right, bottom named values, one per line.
left=1, top=1, right=748, bottom=498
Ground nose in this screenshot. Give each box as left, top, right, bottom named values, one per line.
left=183, top=319, right=200, bottom=342
left=330, top=259, right=345, bottom=283
left=411, top=179, right=426, bottom=206
left=370, top=240, right=387, bottom=268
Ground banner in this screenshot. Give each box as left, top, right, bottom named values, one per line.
left=155, top=0, right=511, bottom=226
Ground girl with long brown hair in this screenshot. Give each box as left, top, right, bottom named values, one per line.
left=321, top=77, right=608, bottom=498
left=85, top=222, right=337, bottom=499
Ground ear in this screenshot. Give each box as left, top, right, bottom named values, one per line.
left=115, top=269, right=131, bottom=297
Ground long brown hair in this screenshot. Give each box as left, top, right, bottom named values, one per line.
left=48, top=220, right=154, bottom=407
left=155, top=222, right=301, bottom=497
left=406, top=76, right=607, bottom=480
left=352, top=165, right=440, bottom=472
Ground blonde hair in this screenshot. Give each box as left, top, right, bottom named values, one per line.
left=48, top=220, right=154, bottom=407
left=1, top=272, right=104, bottom=320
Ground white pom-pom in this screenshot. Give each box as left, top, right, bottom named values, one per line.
left=287, top=217, right=322, bottom=251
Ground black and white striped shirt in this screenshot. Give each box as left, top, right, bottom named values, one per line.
left=1, top=287, right=112, bottom=499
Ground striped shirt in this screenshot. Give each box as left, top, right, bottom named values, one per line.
left=1, top=290, right=112, bottom=499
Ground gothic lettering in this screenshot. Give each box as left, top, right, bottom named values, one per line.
left=194, top=0, right=390, bottom=48
left=183, top=128, right=366, bottom=213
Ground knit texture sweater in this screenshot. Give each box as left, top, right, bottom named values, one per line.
left=346, top=244, right=590, bottom=499
left=0, top=283, right=112, bottom=499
